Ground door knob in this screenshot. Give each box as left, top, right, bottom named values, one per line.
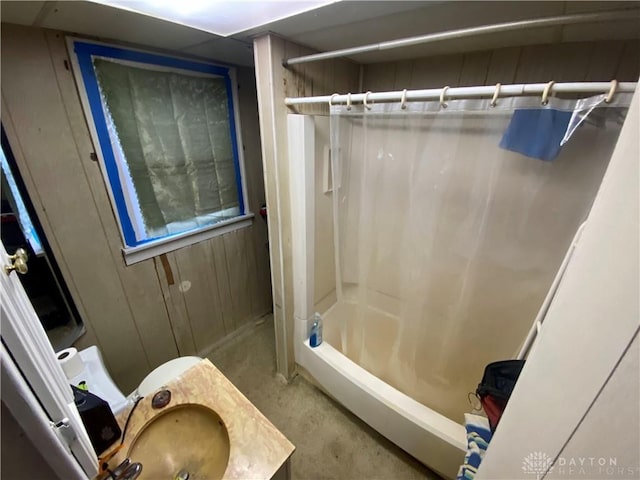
left=5, top=248, right=29, bottom=275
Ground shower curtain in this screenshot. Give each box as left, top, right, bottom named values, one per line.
left=327, top=93, right=630, bottom=423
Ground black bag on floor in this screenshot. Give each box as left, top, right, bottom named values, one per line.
left=476, top=360, right=525, bottom=432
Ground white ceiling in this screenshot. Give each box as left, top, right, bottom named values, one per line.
left=1, top=1, right=638, bottom=67
left=87, top=0, right=337, bottom=37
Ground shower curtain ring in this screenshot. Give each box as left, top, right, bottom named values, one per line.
left=490, top=83, right=501, bottom=107
left=541, top=81, right=555, bottom=106
left=400, top=89, right=408, bottom=109
left=363, top=91, right=373, bottom=110
left=605, top=79, right=618, bottom=103
left=347, top=92, right=352, bottom=111
left=440, top=86, right=449, bottom=109
left=329, top=93, right=340, bottom=107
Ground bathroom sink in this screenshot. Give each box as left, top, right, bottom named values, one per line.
left=128, top=404, right=230, bottom=479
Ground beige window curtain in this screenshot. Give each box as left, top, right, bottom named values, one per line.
left=93, top=58, right=239, bottom=236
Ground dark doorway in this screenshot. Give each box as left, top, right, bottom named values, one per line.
left=1, top=127, right=84, bottom=350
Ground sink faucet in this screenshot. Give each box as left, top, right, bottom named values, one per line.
left=108, top=458, right=143, bottom=480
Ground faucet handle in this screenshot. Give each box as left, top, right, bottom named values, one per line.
left=117, top=462, right=143, bottom=480
left=108, top=458, right=143, bottom=480
left=107, top=459, right=130, bottom=479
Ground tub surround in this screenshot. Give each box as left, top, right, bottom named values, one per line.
left=105, top=359, right=294, bottom=479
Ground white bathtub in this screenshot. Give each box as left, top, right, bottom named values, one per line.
left=295, top=316, right=466, bottom=479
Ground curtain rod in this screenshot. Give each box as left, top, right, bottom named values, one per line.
left=283, top=9, right=640, bottom=67
left=285, top=82, right=637, bottom=106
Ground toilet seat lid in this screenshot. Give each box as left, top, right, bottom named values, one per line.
left=137, top=356, right=202, bottom=397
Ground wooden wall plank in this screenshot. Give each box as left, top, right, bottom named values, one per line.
left=254, top=229, right=272, bottom=314
left=318, top=58, right=336, bottom=116
left=209, top=235, right=235, bottom=334
left=361, top=40, right=639, bottom=93
left=223, top=228, right=253, bottom=328
left=458, top=51, right=492, bottom=86
left=484, top=47, right=521, bottom=86
left=173, top=242, right=226, bottom=352
left=242, top=226, right=263, bottom=317
left=363, top=62, right=397, bottom=92
left=584, top=41, right=626, bottom=81
left=616, top=40, right=640, bottom=81
left=393, top=60, right=414, bottom=90
left=153, top=254, right=197, bottom=356
left=409, top=54, right=464, bottom=89
left=236, top=67, right=273, bottom=316
left=253, top=36, right=284, bottom=328
left=306, top=52, right=326, bottom=98
left=285, top=42, right=303, bottom=97
left=255, top=35, right=294, bottom=377
left=514, top=43, right=595, bottom=83
left=253, top=36, right=281, bottom=293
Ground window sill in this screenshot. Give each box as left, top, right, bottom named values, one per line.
left=122, top=213, right=254, bottom=265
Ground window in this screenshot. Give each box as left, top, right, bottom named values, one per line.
left=69, top=39, right=251, bottom=264
left=1, top=147, right=43, bottom=256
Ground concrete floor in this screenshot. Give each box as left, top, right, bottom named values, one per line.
left=208, top=316, right=440, bottom=480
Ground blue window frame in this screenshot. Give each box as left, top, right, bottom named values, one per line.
left=71, top=39, right=246, bottom=249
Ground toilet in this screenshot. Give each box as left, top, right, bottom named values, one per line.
left=65, top=346, right=201, bottom=415
left=135, top=355, right=202, bottom=397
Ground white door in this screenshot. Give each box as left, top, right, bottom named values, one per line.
left=0, top=241, right=98, bottom=478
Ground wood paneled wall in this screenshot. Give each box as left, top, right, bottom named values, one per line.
left=363, top=40, right=639, bottom=92
left=1, top=24, right=271, bottom=393
left=253, top=35, right=360, bottom=377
